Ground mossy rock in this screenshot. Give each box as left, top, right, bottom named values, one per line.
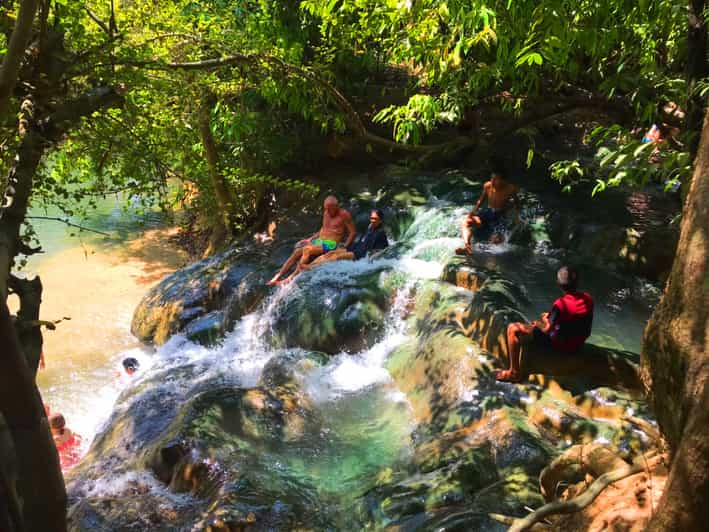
left=269, top=268, right=389, bottom=354
left=521, top=344, right=642, bottom=390
left=223, top=269, right=270, bottom=331
left=68, top=378, right=330, bottom=531
left=441, top=259, right=492, bottom=292
left=183, top=309, right=226, bottom=346
left=407, top=280, right=474, bottom=330
left=132, top=246, right=266, bottom=345
left=414, top=406, right=553, bottom=476
left=360, top=406, right=550, bottom=530
left=258, top=349, right=329, bottom=388
left=386, top=330, right=484, bottom=429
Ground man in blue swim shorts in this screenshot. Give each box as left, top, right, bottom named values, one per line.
left=267, top=195, right=356, bottom=285
left=456, top=168, right=519, bottom=255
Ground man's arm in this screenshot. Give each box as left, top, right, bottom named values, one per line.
left=472, top=185, right=488, bottom=214
left=539, top=305, right=559, bottom=333
left=343, top=213, right=356, bottom=248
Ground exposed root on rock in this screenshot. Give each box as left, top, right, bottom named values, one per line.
left=509, top=463, right=644, bottom=532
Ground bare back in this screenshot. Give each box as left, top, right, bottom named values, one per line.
left=485, top=180, right=517, bottom=210
left=320, top=208, right=353, bottom=242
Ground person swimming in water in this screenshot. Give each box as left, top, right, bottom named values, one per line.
left=456, top=168, right=519, bottom=255
left=49, top=413, right=82, bottom=469
left=267, top=195, right=356, bottom=285
left=495, top=266, right=594, bottom=383
left=122, top=357, right=140, bottom=376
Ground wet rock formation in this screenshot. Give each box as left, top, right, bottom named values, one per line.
left=131, top=247, right=269, bottom=346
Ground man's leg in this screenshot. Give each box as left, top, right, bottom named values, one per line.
left=302, top=248, right=353, bottom=270
left=267, top=248, right=303, bottom=285
left=457, top=214, right=481, bottom=255
left=496, top=322, right=534, bottom=382
left=280, top=244, right=326, bottom=284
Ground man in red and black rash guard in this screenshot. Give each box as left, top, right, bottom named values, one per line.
left=496, top=266, right=594, bottom=382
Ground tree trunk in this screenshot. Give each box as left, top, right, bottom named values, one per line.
left=686, top=0, right=707, bottom=158
left=643, top=108, right=709, bottom=530
left=10, top=275, right=43, bottom=374
left=0, top=0, right=38, bottom=117
left=198, top=94, right=233, bottom=244
left=0, top=411, right=23, bottom=532
left=0, top=86, right=122, bottom=532
left=0, top=299, right=66, bottom=532
left=0, top=97, right=44, bottom=301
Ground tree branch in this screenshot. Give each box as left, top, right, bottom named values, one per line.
left=0, top=86, right=123, bottom=300
left=107, top=54, right=478, bottom=155
left=0, top=0, right=39, bottom=117
left=83, top=6, right=111, bottom=36
left=25, top=216, right=111, bottom=236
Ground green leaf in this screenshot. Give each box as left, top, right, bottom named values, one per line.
left=592, top=179, right=607, bottom=196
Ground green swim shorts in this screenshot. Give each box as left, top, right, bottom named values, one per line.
left=311, top=238, right=337, bottom=252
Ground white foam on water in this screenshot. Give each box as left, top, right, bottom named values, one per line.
left=76, top=470, right=195, bottom=506
left=46, top=345, right=156, bottom=457
left=304, top=331, right=407, bottom=402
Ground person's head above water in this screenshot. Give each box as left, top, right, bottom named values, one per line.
left=323, top=195, right=340, bottom=216
left=556, top=265, right=579, bottom=292
left=370, top=208, right=383, bottom=228
left=491, top=167, right=507, bottom=186
left=122, top=357, right=140, bottom=375
left=49, top=413, right=66, bottom=432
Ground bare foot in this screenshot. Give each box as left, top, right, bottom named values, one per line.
left=455, top=246, right=472, bottom=256
left=266, top=275, right=281, bottom=286
left=276, top=277, right=294, bottom=286
left=495, top=369, right=521, bottom=383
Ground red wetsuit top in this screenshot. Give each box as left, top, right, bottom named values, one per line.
left=547, top=291, right=594, bottom=352
left=55, top=431, right=83, bottom=469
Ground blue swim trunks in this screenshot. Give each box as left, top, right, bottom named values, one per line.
left=474, top=207, right=506, bottom=240
left=311, top=238, right=337, bottom=252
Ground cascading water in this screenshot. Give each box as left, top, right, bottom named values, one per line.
left=64, top=197, right=659, bottom=530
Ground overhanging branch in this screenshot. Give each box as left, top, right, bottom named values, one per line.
left=98, top=54, right=631, bottom=159
left=0, top=86, right=124, bottom=300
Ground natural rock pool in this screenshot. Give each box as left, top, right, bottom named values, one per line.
left=38, top=170, right=664, bottom=530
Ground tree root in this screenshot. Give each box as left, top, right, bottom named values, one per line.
left=623, top=414, right=663, bottom=443
left=508, top=463, right=644, bottom=532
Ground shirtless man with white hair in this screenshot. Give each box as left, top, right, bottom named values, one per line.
left=267, top=195, right=356, bottom=285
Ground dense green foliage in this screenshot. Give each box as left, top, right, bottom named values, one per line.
left=0, top=0, right=704, bottom=241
